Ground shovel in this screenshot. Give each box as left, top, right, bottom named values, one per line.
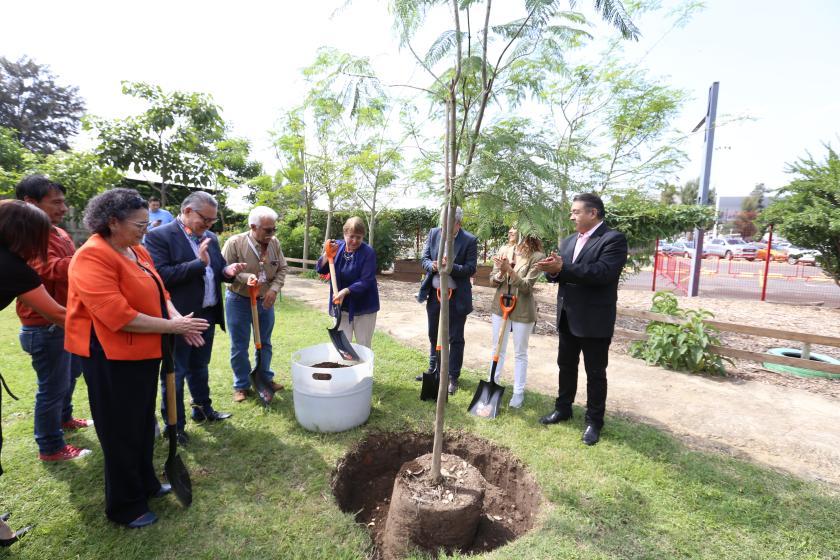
left=468, top=286, right=517, bottom=419
left=324, top=240, right=360, bottom=362
left=420, top=288, right=452, bottom=401
left=163, top=334, right=192, bottom=507
left=248, top=281, right=275, bottom=406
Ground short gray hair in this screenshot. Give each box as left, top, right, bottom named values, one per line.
left=180, top=191, right=218, bottom=212
left=439, top=206, right=463, bottom=227
left=248, top=205, right=278, bottom=226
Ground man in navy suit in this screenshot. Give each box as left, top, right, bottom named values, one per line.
left=145, top=191, right=246, bottom=445
left=535, top=193, right=628, bottom=446
left=415, top=207, right=477, bottom=394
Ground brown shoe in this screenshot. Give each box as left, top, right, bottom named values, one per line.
left=270, top=382, right=285, bottom=392
left=233, top=389, right=250, bottom=403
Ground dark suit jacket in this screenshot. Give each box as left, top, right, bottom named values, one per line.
left=145, top=220, right=230, bottom=329
left=547, top=223, right=628, bottom=338
left=417, top=227, right=478, bottom=316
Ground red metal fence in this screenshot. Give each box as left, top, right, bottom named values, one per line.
left=644, top=253, right=840, bottom=307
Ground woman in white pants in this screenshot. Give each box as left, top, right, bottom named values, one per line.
left=489, top=230, right=545, bottom=408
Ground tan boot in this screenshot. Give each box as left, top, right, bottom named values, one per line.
left=233, top=389, right=250, bottom=403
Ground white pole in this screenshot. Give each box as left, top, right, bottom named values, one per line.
left=688, top=82, right=719, bottom=297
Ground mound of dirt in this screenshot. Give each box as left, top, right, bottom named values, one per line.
left=332, top=431, right=542, bottom=558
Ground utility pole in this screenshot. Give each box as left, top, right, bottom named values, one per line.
left=688, top=81, right=719, bottom=297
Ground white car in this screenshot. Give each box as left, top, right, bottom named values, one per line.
left=704, top=237, right=757, bottom=260
left=786, top=246, right=821, bottom=265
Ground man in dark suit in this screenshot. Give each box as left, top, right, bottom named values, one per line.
left=145, top=191, right=246, bottom=445
left=535, top=193, right=628, bottom=446
left=415, top=207, right=478, bottom=394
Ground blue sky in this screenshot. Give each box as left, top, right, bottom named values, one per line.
left=2, top=0, right=837, bottom=203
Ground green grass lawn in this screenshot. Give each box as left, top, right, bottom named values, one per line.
left=0, top=298, right=838, bottom=559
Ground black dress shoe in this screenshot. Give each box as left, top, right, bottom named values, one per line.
left=582, top=424, right=600, bottom=446
left=447, top=379, right=459, bottom=395
left=191, top=403, right=232, bottom=423
left=0, top=524, right=32, bottom=547
left=539, top=410, right=573, bottom=425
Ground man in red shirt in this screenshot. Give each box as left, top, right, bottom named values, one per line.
left=16, top=175, right=92, bottom=462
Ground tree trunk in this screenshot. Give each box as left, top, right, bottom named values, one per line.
left=324, top=199, right=334, bottom=243
left=368, top=197, right=377, bottom=251
left=303, top=193, right=312, bottom=271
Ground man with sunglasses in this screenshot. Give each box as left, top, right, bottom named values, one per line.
left=145, top=191, right=247, bottom=445
left=221, top=206, right=288, bottom=403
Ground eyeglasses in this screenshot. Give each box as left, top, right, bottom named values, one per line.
left=260, top=227, right=276, bottom=234
left=128, top=220, right=151, bottom=230
left=193, top=208, right=218, bottom=226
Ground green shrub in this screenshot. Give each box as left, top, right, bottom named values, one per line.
left=629, top=292, right=728, bottom=375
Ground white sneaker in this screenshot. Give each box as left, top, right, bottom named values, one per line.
left=509, top=393, right=524, bottom=408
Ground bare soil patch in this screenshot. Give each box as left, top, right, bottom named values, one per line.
left=331, top=431, right=542, bottom=559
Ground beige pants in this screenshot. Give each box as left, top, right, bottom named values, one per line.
left=337, top=311, right=377, bottom=349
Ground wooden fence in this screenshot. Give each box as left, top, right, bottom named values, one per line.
left=612, top=308, right=840, bottom=375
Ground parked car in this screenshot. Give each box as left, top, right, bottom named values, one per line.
left=755, top=243, right=788, bottom=262
left=704, top=237, right=757, bottom=260
left=656, top=239, right=673, bottom=254
left=786, top=246, right=821, bottom=265
left=665, top=240, right=696, bottom=258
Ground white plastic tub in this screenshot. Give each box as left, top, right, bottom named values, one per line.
left=291, top=343, right=374, bottom=433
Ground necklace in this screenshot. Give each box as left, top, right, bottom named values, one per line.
left=343, top=251, right=355, bottom=262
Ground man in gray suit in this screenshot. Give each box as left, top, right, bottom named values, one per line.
left=536, top=193, right=628, bottom=446
left=415, top=207, right=477, bottom=394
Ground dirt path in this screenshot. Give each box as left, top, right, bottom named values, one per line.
left=284, top=275, right=840, bottom=487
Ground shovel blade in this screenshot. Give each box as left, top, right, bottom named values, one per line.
left=249, top=368, right=275, bottom=406
left=468, top=380, right=506, bottom=419
left=419, top=371, right=439, bottom=401
left=328, top=327, right=360, bottom=362
left=165, top=432, right=192, bottom=507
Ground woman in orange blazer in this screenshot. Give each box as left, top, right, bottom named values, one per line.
left=66, top=189, right=208, bottom=529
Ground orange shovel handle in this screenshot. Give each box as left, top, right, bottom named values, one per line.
left=499, top=293, right=517, bottom=319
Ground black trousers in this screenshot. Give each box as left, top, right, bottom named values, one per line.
left=81, top=330, right=162, bottom=524
left=555, top=311, right=611, bottom=429
left=426, top=296, right=467, bottom=380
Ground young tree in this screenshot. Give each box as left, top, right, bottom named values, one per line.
left=302, top=47, right=406, bottom=249
left=0, top=56, right=86, bottom=154
left=761, top=144, right=840, bottom=285
left=391, top=0, right=639, bottom=483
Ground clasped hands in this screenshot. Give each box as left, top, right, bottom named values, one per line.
left=170, top=313, right=209, bottom=347
left=492, top=254, right=514, bottom=275
left=535, top=252, right=564, bottom=274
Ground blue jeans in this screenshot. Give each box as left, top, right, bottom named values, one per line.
left=160, top=310, right=216, bottom=431
left=225, top=291, right=275, bottom=390
left=19, top=325, right=80, bottom=454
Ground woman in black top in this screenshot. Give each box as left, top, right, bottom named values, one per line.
left=0, top=200, right=66, bottom=547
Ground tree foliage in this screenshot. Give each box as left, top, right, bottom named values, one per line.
left=0, top=56, right=86, bottom=154
left=1, top=126, right=120, bottom=212
left=85, top=81, right=260, bottom=205
left=761, top=143, right=840, bottom=285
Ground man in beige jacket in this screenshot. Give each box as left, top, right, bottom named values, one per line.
left=221, top=206, right=288, bottom=402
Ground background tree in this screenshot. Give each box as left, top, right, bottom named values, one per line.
left=302, top=47, right=406, bottom=249
left=0, top=56, right=86, bottom=154
left=0, top=126, right=37, bottom=194
left=86, top=81, right=259, bottom=206
left=761, top=143, right=840, bottom=285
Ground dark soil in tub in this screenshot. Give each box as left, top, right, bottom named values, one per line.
left=332, top=431, right=542, bottom=558
left=310, top=361, right=352, bottom=368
